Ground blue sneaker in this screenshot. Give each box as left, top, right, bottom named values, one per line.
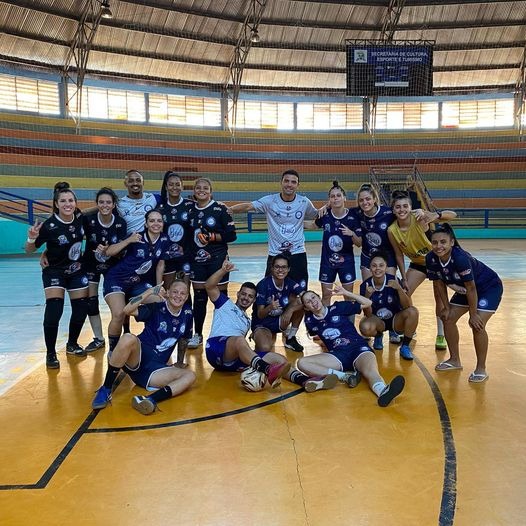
left=399, top=344, right=414, bottom=361
left=373, top=334, right=384, bottom=350
left=92, top=386, right=112, bottom=410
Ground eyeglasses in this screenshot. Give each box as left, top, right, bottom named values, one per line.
left=273, top=265, right=289, bottom=270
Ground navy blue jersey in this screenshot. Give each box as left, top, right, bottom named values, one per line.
left=253, top=275, right=303, bottom=320
left=82, top=212, right=127, bottom=274
left=105, top=231, right=179, bottom=285
left=360, top=273, right=403, bottom=321
left=304, top=301, right=366, bottom=351
left=156, top=198, right=193, bottom=260
left=35, top=213, right=84, bottom=272
left=136, top=301, right=193, bottom=364
left=315, top=209, right=361, bottom=269
left=426, top=246, right=501, bottom=294
left=188, top=200, right=236, bottom=265
left=356, top=205, right=395, bottom=259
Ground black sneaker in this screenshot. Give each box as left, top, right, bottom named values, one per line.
left=66, top=342, right=86, bottom=357
left=284, top=336, right=304, bottom=352
left=46, top=353, right=60, bottom=369
left=85, top=338, right=105, bottom=353
left=346, top=371, right=362, bottom=388
left=378, top=375, right=405, bottom=407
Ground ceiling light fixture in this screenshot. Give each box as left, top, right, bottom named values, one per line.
left=100, top=0, right=113, bottom=19
left=250, top=29, right=260, bottom=44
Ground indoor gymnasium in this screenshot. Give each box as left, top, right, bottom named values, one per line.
left=0, top=1, right=525, bottom=525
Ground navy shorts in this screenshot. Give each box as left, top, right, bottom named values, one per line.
left=42, top=266, right=89, bottom=291
left=205, top=336, right=266, bottom=372
left=251, top=315, right=281, bottom=334
left=329, top=343, right=373, bottom=371
left=103, top=275, right=152, bottom=297
left=450, top=280, right=503, bottom=313
left=319, top=264, right=356, bottom=285
left=123, top=342, right=172, bottom=389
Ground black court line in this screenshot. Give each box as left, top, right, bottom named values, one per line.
left=414, top=356, right=457, bottom=526
left=0, top=388, right=303, bottom=491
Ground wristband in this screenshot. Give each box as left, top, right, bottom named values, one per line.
left=436, top=210, right=443, bottom=219
left=27, top=237, right=36, bottom=244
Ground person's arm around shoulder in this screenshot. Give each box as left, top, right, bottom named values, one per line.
left=205, top=258, right=236, bottom=302
left=228, top=201, right=256, bottom=214
left=124, top=284, right=165, bottom=317
left=105, top=231, right=143, bottom=257
left=412, top=208, right=457, bottom=225
left=387, top=227, right=408, bottom=284
left=332, top=284, right=372, bottom=309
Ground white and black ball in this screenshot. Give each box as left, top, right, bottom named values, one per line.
left=240, top=367, right=266, bottom=392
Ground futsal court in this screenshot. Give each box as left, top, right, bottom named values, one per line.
left=0, top=240, right=525, bottom=526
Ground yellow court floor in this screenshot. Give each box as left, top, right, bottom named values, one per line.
left=1, top=241, right=526, bottom=526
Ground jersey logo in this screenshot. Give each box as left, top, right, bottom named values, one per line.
left=168, top=223, right=184, bottom=242
left=328, top=235, right=343, bottom=252
left=206, top=217, right=216, bottom=228
left=321, top=327, right=341, bottom=340
left=136, top=261, right=153, bottom=275
left=158, top=321, right=168, bottom=333
left=68, top=241, right=82, bottom=261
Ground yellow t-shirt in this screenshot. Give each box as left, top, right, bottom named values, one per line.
left=388, top=215, right=431, bottom=266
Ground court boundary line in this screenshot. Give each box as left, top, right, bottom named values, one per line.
left=415, top=356, right=457, bottom=526
left=0, top=362, right=458, bottom=526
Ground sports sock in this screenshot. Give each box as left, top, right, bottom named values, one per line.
left=68, top=297, right=88, bottom=345
left=149, top=385, right=173, bottom=403
left=103, top=365, right=120, bottom=389
left=436, top=317, right=444, bottom=337
left=328, top=368, right=346, bottom=380
left=123, top=316, right=131, bottom=334
left=289, top=369, right=310, bottom=386
left=402, top=335, right=412, bottom=346
left=288, top=327, right=298, bottom=339
left=372, top=381, right=387, bottom=397
left=43, top=297, right=64, bottom=355
left=250, top=356, right=270, bottom=374
left=108, top=335, right=120, bottom=354
left=193, top=289, right=208, bottom=335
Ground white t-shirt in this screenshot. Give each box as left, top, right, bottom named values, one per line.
left=208, top=294, right=251, bottom=339
left=251, top=193, right=318, bottom=255
left=117, top=193, right=159, bottom=234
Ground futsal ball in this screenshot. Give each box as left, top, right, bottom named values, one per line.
left=240, top=367, right=266, bottom=392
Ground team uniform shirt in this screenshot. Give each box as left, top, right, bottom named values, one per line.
left=134, top=301, right=193, bottom=364
left=356, top=205, right=396, bottom=265
left=251, top=275, right=303, bottom=332
left=209, top=293, right=251, bottom=339
left=360, top=273, right=404, bottom=322
left=117, top=193, right=161, bottom=234
left=157, top=197, right=194, bottom=272
left=315, top=209, right=361, bottom=283
left=188, top=200, right=236, bottom=266
left=251, top=193, right=318, bottom=255
left=304, top=301, right=368, bottom=353
left=388, top=214, right=431, bottom=266
left=35, top=213, right=85, bottom=273
left=104, top=231, right=179, bottom=293
left=426, top=246, right=503, bottom=311
left=82, top=211, right=127, bottom=277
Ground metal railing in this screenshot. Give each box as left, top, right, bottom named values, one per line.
left=0, top=190, right=52, bottom=224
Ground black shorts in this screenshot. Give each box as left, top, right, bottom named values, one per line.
left=190, top=259, right=229, bottom=285
left=42, top=266, right=89, bottom=291
left=266, top=252, right=309, bottom=289
left=408, top=262, right=427, bottom=275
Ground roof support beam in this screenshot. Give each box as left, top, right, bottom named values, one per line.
left=62, top=0, right=105, bottom=133
left=224, top=0, right=268, bottom=136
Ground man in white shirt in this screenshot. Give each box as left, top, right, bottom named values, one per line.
left=117, top=169, right=160, bottom=234
left=229, top=170, right=319, bottom=351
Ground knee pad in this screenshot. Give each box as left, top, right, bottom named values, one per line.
left=44, top=297, right=64, bottom=328
left=70, top=297, right=88, bottom=325
left=87, top=295, right=100, bottom=317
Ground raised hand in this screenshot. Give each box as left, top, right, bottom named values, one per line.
left=127, top=232, right=143, bottom=244
left=28, top=220, right=42, bottom=240
left=222, top=258, right=236, bottom=273
left=340, top=225, right=355, bottom=237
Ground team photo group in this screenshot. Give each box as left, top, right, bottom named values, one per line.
left=25, top=168, right=503, bottom=415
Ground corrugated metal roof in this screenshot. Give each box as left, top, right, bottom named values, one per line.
left=0, top=0, right=525, bottom=93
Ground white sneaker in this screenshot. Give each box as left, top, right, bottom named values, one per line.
left=304, top=374, right=338, bottom=393
left=187, top=334, right=203, bottom=349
